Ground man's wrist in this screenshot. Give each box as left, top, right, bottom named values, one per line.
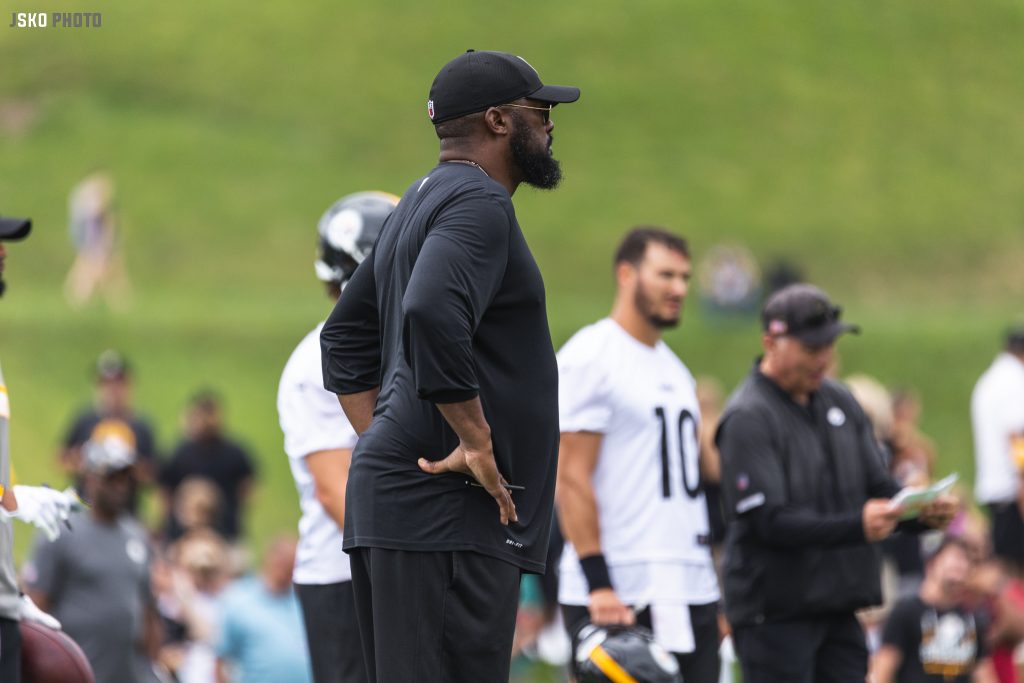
left=580, top=554, right=613, bottom=592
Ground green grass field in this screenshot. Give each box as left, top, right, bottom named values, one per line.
left=3, top=0, right=1024, bottom=577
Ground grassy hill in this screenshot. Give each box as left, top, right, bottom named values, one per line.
left=3, top=0, right=1024, bottom=564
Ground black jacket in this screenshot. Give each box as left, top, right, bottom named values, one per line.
left=715, top=367, right=903, bottom=626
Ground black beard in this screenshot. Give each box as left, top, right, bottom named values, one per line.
left=510, top=114, right=562, bottom=190
left=634, top=285, right=679, bottom=330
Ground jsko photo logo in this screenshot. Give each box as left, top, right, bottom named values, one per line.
left=9, top=11, right=102, bottom=28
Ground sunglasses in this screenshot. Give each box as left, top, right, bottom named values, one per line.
left=499, top=102, right=552, bottom=124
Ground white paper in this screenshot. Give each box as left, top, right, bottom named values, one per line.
left=889, top=473, right=958, bottom=520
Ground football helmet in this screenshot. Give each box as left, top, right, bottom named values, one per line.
left=573, top=623, right=682, bottom=683
left=315, top=191, right=399, bottom=285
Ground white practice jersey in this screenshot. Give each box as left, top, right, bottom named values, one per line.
left=972, top=352, right=1024, bottom=504
left=558, top=318, right=719, bottom=607
left=278, top=322, right=357, bottom=585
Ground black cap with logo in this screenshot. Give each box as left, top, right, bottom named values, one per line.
left=0, top=216, right=31, bottom=241
left=762, top=283, right=860, bottom=347
left=427, top=49, right=580, bottom=124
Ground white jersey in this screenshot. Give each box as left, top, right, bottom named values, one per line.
left=557, top=318, right=719, bottom=608
left=972, top=352, right=1024, bottom=504
left=278, top=322, right=357, bottom=585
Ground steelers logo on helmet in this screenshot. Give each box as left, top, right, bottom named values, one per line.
left=315, top=191, right=399, bottom=285
left=572, top=623, right=682, bottom=683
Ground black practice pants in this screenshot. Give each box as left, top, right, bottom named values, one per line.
left=561, top=601, right=721, bottom=683
left=349, top=547, right=521, bottom=683
left=0, top=617, right=20, bottom=683
left=295, top=580, right=366, bottom=683
left=732, top=612, right=867, bottom=683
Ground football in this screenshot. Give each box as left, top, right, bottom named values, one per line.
left=19, top=620, right=95, bottom=683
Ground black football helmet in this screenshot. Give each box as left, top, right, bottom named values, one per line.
left=573, top=623, right=682, bottom=683
left=315, top=191, right=399, bottom=285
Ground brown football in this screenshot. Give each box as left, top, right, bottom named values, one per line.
left=19, top=620, right=95, bottom=683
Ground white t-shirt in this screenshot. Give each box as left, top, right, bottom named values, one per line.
left=972, top=352, right=1024, bottom=504
left=278, top=322, right=358, bottom=584
left=557, top=318, right=719, bottom=608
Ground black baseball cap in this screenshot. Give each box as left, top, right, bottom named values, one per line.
left=762, top=283, right=860, bottom=347
left=427, top=49, right=580, bottom=124
left=0, top=216, right=31, bottom=241
left=95, top=349, right=131, bottom=381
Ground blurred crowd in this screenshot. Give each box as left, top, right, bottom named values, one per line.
left=11, top=308, right=1024, bottom=683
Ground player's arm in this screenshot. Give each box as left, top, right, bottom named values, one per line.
left=337, top=390, right=378, bottom=436
left=305, top=448, right=352, bottom=528
left=215, top=658, right=232, bottom=683
left=322, top=247, right=382, bottom=432
left=418, top=398, right=516, bottom=526
left=869, top=644, right=902, bottom=683
left=556, top=431, right=634, bottom=626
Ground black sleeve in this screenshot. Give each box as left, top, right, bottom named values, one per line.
left=400, top=194, right=510, bottom=404
left=745, top=504, right=865, bottom=548
left=880, top=598, right=918, bottom=654
left=321, top=248, right=381, bottom=395
left=133, top=419, right=157, bottom=462
left=63, top=411, right=93, bottom=448
left=854, top=402, right=901, bottom=500
left=718, top=407, right=864, bottom=548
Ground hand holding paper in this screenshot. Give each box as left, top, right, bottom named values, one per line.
left=888, top=473, right=959, bottom=522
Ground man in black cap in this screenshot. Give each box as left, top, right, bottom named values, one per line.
left=321, top=50, right=579, bottom=681
left=715, top=283, right=956, bottom=683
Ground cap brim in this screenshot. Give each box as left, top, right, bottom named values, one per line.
left=0, top=217, right=31, bottom=240
left=530, top=84, right=580, bottom=104
left=795, top=321, right=860, bottom=347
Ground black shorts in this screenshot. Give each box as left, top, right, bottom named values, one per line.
left=0, top=617, right=21, bottom=683
left=732, top=612, right=866, bottom=683
left=349, top=547, right=521, bottom=682
left=561, top=601, right=721, bottom=683
left=294, top=580, right=365, bottom=683
left=989, top=501, right=1024, bottom=569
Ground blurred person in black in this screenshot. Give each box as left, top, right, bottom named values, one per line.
left=159, top=390, right=255, bottom=543
left=59, top=349, right=158, bottom=513
left=716, top=283, right=956, bottom=683
left=872, top=536, right=997, bottom=683
left=320, top=49, right=578, bottom=681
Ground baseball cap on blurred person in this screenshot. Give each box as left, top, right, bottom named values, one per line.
left=95, top=349, right=130, bottom=381
left=82, top=434, right=136, bottom=475
left=762, top=283, right=860, bottom=347
left=0, top=216, right=31, bottom=240
left=427, top=49, right=580, bottom=124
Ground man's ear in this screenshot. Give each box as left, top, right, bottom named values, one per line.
left=615, top=261, right=636, bottom=290
left=483, top=107, right=511, bottom=136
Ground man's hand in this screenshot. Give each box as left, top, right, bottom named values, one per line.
left=4, top=486, right=80, bottom=541
left=862, top=498, right=902, bottom=542
left=588, top=588, right=636, bottom=626
left=20, top=594, right=61, bottom=630
left=918, top=493, right=958, bottom=529
left=419, top=442, right=518, bottom=526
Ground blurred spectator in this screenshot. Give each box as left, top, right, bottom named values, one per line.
left=23, top=434, right=161, bottom=683
left=215, top=537, right=311, bottom=683
left=697, top=243, right=761, bottom=315
left=872, top=536, right=997, bottom=682
left=160, top=390, right=256, bottom=543
left=59, top=349, right=157, bottom=514
left=761, top=258, right=804, bottom=297
left=64, top=170, right=133, bottom=310
left=971, top=328, right=1024, bottom=578
left=156, top=529, right=229, bottom=683
left=891, top=388, right=937, bottom=486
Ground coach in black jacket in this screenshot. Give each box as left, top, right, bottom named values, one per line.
left=716, top=284, right=955, bottom=683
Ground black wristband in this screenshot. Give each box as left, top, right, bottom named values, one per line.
left=579, top=554, right=612, bottom=592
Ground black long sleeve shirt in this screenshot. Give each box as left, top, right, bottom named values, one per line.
left=321, top=162, right=559, bottom=572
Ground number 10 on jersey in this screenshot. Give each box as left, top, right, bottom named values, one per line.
left=654, top=407, right=701, bottom=500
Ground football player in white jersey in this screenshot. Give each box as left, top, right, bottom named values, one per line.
left=556, top=226, right=721, bottom=683
left=0, top=215, right=78, bottom=681
left=277, top=193, right=397, bottom=683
